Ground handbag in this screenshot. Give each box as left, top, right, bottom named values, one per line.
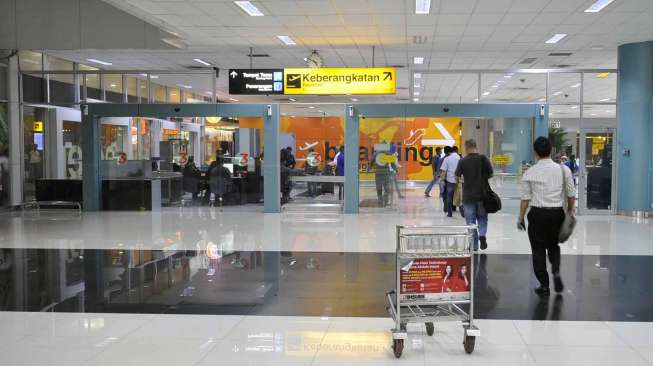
left=481, top=155, right=501, bottom=214
left=558, top=164, right=577, bottom=243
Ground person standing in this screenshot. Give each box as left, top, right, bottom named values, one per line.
left=335, top=146, right=345, bottom=200
left=424, top=147, right=443, bottom=197
left=455, top=139, right=493, bottom=250
left=518, top=136, right=576, bottom=297
left=439, top=145, right=460, bottom=217
left=439, top=146, right=452, bottom=210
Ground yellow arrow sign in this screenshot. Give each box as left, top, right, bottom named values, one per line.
left=284, top=67, right=396, bottom=95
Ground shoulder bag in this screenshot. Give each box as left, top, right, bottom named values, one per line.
left=558, top=164, right=577, bottom=243
left=481, top=155, right=501, bottom=214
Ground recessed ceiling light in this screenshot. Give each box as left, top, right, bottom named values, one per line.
left=599, top=98, right=611, bottom=102
left=413, top=56, right=424, bottom=65
left=538, top=98, right=546, bottom=102
left=504, top=74, right=514, bottom=78
left=110, top=84, right=117, bottom=88
left=414, top=91, right=420, bottom=96
left=229, top=98, right=239, bottom=102
left=413, top=98, right=419, bottom=102
left=234, top=1, right=264, bottom=16
left=482, top=91, right=490, bottom=96
left=571, top=106, right=578, bottom=109
left=474, top=98, right=479, bottom=102
left=86, top=58, right=112, bottom=66
left=415, top=0, right=431, bottom=14
left=584, top=0, right=615, bottom=13
left=318, top=110, right=323, bottom=113
left=351, top=98, right=358, bottom=102
left=205, top=91, right=213, bottom=95
left=289, top=98, right=296, bottom=102
left=308, top=106, right=315, bottom=109
left=414, top=73, right=422, bottom=79
left=570, top=83, right=581, bottom=88
left=553, top=91, right=563, bottom=96
left=193, top=58, right=211, bottom=66
left=545, top=34, right=567, bottom=44
left=491, top=85, right=499, bottom=88
left=178, top=84, right=192, bottom=89
left=414, top=84, right=421, bottom=88
left=277, top=35, right=296, bottom=46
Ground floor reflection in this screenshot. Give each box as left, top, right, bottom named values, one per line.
left=0, top=248, right=652, bottom=321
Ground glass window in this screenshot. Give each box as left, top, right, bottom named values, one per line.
left=548, top=73, right=581, bottom=104
left=549, top=105, right=580, bottom=159
left=23, top=106, right=48, bottom=201
left=125, top=76, right=138, bottom=103
left=167, top=87, right=180, bottom=103
left=101, top=122, right=129, bottom=161
left=583, top=72, right=616, bottom=103
left=46, top=56, right=75, bottom=105
left=152, top=83, right=166, bottom=103
left=20, top=51, right=45, bottom=103
left=79, top=64, right=101, bottom=101
left=62, top=121, right=82, bottom=179
left=104, top=74, right=123, bottom=103
left=0, top=103, right=9, bottom=207
left=19, top=51, right=42, bottom=71
left=419, top=73, right=478, bottom=103
left=480, top=73, right=546, bottom=102
left=583, top=104, right=617, bottom=128
left=138, top=78, right=149, bottom=103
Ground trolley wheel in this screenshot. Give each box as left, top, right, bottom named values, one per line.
left=425, top=322, right=435, bottom=336
left=463, top=335, right=476, bottom=354
left=392, top=339, right=404, bottom=358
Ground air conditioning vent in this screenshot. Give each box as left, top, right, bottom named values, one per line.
left=549, top=52, right=573, bottom=56
left=551, top=64, right=576, bottom=68
left=413, top=35, right=428, bottom=44
left=249, top=53, right=270, bottom=58
left=520, top=57, right=537, bottom=64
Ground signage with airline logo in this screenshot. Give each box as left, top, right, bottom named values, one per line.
left=229, top=69, right=284, bottom=95
left=33, top=121, right=44, bottom=132
left=283, top=67, right=396, bottom=95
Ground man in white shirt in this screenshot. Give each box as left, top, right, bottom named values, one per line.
left=518, top=137, right=576, bottom=298
left=440, top=146, right=461, bottom=218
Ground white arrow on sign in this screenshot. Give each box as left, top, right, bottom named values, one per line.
left=421, top=122, right=456, bottom=146
left=230, top=71, right=238, bottom=78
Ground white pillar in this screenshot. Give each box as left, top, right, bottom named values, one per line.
left=7, top=54, right=22, bottom=205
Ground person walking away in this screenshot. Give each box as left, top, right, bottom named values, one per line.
left=389, top=143, right=404, bottom=199
left=440, top=146, right=460, bottom=217
left=455, top=139, right=493, bottom=250
left=439, top=146, right=452, bottom=210
left=425, top=147, right=443, bottom=197
left=518, top=137, right=576, bottom=297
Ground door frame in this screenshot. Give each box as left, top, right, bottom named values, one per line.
left=578, top=127, right=617, bottom=215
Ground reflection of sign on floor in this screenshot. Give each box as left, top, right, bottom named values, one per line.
left=492, top=154, right=513, bottom=165
left=285, top=331, right=389, bottom=357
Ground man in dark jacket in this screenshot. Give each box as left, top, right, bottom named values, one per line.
left=424, top=147, right=443, bottom=197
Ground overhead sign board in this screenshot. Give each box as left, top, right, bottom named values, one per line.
left=229, top=69, right=284, bottom=95
left=283, top=67, right=396, bottom=95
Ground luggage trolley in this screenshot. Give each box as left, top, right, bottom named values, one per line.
left=386, top=225, right=480, bottom=358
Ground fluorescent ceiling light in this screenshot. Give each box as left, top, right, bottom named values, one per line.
left=414, top=92, right=420, bottom=96
left=277, top=35, right=296, bottom=46
left=413, top=56, right=424, bottom=65
left=308, top=106, right=315, bottom=109
left=110, top=84, right=117, bottom=88
left=140, top=73, right=159, bottom=79
left=545, top=34, right=567, bottom=44
left=584, top=0, right=615, bottom=13
left=86, top=58, right=112, bottom=66
left=178, top=84, right=192, bottom=89
left=234, top=1, right=264, bottom=16
left=414, top=84, right=421, bottom=88
left=415, top=0, right=431, bottom=14
left=482, top=91, right=490, bottom=96
left=289, top=98, right=296, bottom=102
left=599, top=98, right=611, bottom=102
left=571, top=106, right=578, bottom=109
left=193, top=58, right=211, bottom=66
left=538, top=98, right=546, bottom=102
left=413, top=98, right=419, bottom=102
left=570, top=83, right=581, bottom=88
left=414, top=73, right=422, bottom=79
left=351, top=98, right=358, bottom=102
left=205, top=91, right=213, bottom=95
left=553, top=91, right=563, bottom=96
left=229, top=98, right=239, bottom=102
left=504, top=74, right=513, bottom=78
left=491, top=85, right=498, bottom=88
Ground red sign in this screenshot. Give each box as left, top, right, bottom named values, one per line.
left=400, top=257, right=471, bottom=301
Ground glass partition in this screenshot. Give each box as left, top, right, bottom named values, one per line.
left=549, top=73, right=581, bottom=104
left=0, top=103, right=8, bottom=207
left=418, top=73, right=478, bottom=103
left=583, top=72, right=617, bottom=103
left=480, top=73, right=546, bottom=103
left=104, top=74, right=123, bottom=103
left=46, top=56, right=75, bottom=105
left=80, top=64, right=101, bottom=101
left=22, top=106, right=48, bottom=201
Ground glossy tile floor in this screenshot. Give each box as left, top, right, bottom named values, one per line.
left=1, top=184, right=652, bottom=365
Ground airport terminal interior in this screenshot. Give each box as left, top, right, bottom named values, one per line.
left=1, top=0, right=653, bottom=365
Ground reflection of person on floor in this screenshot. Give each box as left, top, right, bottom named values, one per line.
left=442, top=264, right=454, bottom=292
left=452, top=265, right=470, bottom=292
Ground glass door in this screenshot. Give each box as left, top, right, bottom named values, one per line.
left=579, top=128, right=615, bottom=214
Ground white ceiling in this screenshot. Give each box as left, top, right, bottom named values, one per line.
left=46, top=0, right=653, bottom=106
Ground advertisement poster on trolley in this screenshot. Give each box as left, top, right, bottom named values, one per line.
left=399, top=257, right=471, bottom=302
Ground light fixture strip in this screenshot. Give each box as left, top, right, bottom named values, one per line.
left=413, top=56, right=424, bottom=65
left=277, top=35, right=296, bottom=46
left=193, top=58, right=211, bottom=66
left=415, top=0, right=431, bottom=14
left=545, top=34, right=567, bottom=44
left=584, top=0, right=615, bottom=13
left=234, top=1, right=264, bottom=16
left=86, top=58, right=112, bottom=66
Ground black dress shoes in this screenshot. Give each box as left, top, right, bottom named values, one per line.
left=534, top=286, right=551, bottom=297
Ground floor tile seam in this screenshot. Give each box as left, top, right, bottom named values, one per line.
left=509, top=319, right=543, bottom=365
left=602, top=321, right=653, bottom=365
left=309, top=317, right=334, bottom=366
left=190, top=339, right=221, bottom=366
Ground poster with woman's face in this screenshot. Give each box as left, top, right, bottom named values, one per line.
left=399, top=257, right=471, bottom=301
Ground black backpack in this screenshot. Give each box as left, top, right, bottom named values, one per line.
left=481, top=155, right=501, bottom=214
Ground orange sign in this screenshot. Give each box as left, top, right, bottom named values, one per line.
left=163, top=129, right=179, bottom=135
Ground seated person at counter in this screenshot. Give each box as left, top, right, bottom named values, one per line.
left=304, top=148, right=319, bottom=197
left=207, top=157, right=233, bottom=205
left=182, top=156, right=206, bottom=202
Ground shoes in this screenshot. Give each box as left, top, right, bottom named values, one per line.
left=447, top=213, right=453, bottom=218
left=479, top=236, right=487, bottom=250
left=554, top=275, right=564, bottom=293
left=424, top=193, right=431, bottom=197
left=534, top=286, right=551, bottom=297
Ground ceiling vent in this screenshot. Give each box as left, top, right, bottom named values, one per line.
left=551, top=64, right=576, bottom=68
left=549, top=52, right=573, bottom=56
left=511, top=87, right=531, bottom=91
left=249, top=53, right=270, bottom=58
left=519, top=57, right=537, bottom=64
left=390, top=64, right=405, bottom=68
left=413, top=35, right=428, bottom=44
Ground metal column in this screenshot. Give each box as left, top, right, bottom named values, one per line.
left=344, top=105, right=359, bottom=213
left=263, top=104, right=280, bottom=213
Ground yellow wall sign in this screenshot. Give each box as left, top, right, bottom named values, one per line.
left=492, top=154, right=513, bottom=165
left=284, top=68, right=396, bottom=95
left=33, top=121, right=44, bottom=132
